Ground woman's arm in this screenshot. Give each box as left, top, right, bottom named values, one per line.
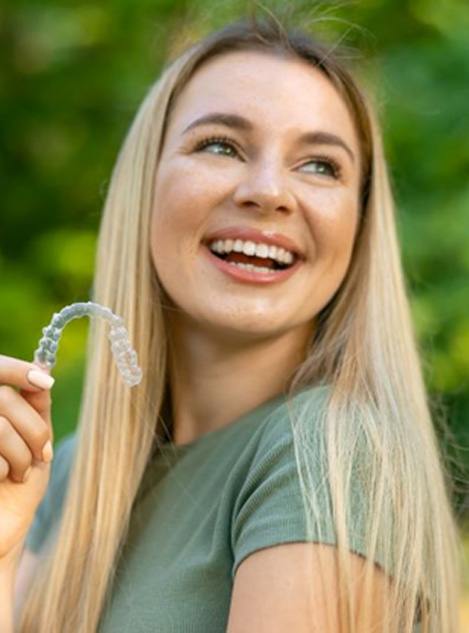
left=13, top=548, right=41, bottom=628
left=0, top=563, right=16, bottom=633
left=227, top=541, right=393, bottom=632
left=0, top=542, right=39, bottom=633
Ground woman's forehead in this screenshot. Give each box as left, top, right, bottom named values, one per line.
left=168, top=50, right=359, bottom=147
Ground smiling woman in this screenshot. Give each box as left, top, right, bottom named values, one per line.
left=16, top=9, right=462, bottom=633
left=151, top=49, right=361, bottom=347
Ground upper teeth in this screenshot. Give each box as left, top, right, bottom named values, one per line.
left=208, top=239, right=295, bottom=265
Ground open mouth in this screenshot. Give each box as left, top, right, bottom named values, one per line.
left=203, top=238, right=300, bottom=274
left=209, top=249, right=294, bottom=272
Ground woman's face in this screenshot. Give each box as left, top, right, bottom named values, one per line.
left=150, top=50, right=362, bottom=341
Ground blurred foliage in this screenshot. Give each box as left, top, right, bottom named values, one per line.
left=0, top=0, right=467, bottom=514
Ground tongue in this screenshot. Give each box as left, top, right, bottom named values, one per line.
left=225, top=252, right=276, bottom=269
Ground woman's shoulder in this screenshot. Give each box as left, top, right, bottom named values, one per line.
left=257, top=382, right=332, bottom=447
left=51, top=432, right=78, bottom=481
left=55, top=431, right=78, bottom=456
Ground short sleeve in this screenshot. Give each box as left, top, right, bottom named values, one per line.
left=230, top=388, right=385, bottom=579
left=24, top=432, right=77, bottom=554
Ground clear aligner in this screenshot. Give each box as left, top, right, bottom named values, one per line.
left=33, top=301, right=142, bottom=387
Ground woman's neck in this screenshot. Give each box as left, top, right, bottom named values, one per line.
left=164, top=317, right=315, bottom=446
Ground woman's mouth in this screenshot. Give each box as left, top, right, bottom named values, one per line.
left=201, top=239, right=304, bottom=284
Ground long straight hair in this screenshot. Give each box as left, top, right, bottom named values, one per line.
left=18, top=11, right=462, bottom=633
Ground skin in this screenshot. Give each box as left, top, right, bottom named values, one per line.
left=150, top=50, right=362, bottom=446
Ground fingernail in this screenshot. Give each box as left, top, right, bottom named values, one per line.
left=22, top=466, right=32, bottom=482
left=27, top=369, right=55, bottom=390
left=42, top=441, right=53, bottom=463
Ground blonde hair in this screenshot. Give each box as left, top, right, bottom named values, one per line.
left=19, top=11, right=462, bottom=633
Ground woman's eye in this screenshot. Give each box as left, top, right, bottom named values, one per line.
left=194, top=136, right=239, bottom=158
left=193, top=138, right=340, bottom=179
left=301, top=158, right=341, bottom=179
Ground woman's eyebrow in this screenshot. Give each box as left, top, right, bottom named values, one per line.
left=182, top=111, right=356, bottom=164
left=301, top=131, right=355, bottom=164
left=182, top=112, right=252, bottom=134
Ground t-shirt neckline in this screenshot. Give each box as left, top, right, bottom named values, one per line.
left=155, top=389, right=289, bottom=455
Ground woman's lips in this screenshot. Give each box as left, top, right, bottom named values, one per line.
left=202, top=244, right=303, bottom=285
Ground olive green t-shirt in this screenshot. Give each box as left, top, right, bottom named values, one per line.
left=24, top=384, right=419, bottom=632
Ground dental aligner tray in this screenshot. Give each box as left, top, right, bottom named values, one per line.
left=33, top=301, right=142, bottom=387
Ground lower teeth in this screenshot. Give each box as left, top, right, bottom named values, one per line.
left=228, top=261, right=277, bottom=273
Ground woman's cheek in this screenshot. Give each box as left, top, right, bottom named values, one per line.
left=153, top=178, right=202, bottom=237
left=303, top=190, right=359, bottom=262
left=160, top=162, right=232, bottom=225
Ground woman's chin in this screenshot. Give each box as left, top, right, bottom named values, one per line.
left=183, top=307, right=302, bottom=341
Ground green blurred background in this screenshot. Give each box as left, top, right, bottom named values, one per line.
left=1, top=0, right=467, bottom=522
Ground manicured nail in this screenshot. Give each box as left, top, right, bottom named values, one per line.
left=42, top=441, right=53, bottom=463
left=27, top=369, right=55, bottom=390
left=22, top=466, right=32, bottom=482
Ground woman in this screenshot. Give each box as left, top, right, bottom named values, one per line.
left=0, top=12, right=461, bottom=633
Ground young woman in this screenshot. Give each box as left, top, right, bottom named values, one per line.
left=0, top=13, right=462, bottom=633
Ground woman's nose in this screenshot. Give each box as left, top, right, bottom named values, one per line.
left=232, top=160, right=295, bottom=215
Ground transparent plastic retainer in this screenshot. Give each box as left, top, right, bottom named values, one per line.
left=33, top=301, right=142, bottom=387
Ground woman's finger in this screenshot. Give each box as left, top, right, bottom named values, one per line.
left=0, top=355, right=55, bottom=392
left=0, top=386, right=51, bottom=463
left=0, top=417, right=34, bottom=482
